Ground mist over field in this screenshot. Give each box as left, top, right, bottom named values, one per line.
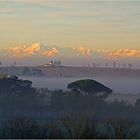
left=20, top=76, right=140, bottom=94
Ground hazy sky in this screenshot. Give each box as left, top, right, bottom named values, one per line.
left=0, top=0, right=140, bottom=67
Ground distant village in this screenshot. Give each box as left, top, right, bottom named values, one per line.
left=43, top=60, right=62, bottom=67
left=0, top=60, right=62, bottom=77
left=0, top=60, right=138, bottom=78
left=0, top=60, right=134, bottom=69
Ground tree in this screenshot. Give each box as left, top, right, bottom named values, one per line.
left=0, top=76, right=47, bottom=118
left=0, top=76, right=33, bottom=95
left=22, top=67, right=32, bottom=76
left=67, top=79, right=112, bottom=97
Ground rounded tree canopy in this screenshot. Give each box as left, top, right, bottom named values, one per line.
left=67, top=79, right=112, bottom=96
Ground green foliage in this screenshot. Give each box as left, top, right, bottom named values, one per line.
left=61, top=115, right=98, bottom=139
left=37, top=121, right=62, bottom=139
left=0, top=116, right=139, bottom=139
left=0, top=117, right=38, bottom=139
left=106, top=117, right=139, bottom=139
left=0, top=118, right=62, bottom=139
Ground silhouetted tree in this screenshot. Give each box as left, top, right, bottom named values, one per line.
left=0, top=76, right=33, bottom=95
left=67, top=79, right=112, bottom=97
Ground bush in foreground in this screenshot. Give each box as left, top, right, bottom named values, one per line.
left=0, top=116, right=139, bottom=139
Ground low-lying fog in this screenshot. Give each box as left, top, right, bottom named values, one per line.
left=19, top=76, right=140, bottom=94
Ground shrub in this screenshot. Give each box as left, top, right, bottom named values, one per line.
left=0, top=117, right=38, bottom=139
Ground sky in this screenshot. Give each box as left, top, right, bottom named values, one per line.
left=0, top=0, right=140, bottom=67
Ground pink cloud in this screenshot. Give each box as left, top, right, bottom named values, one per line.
left=42, top=48, right=58, bottom=57
left=73, top=47, right=93, bottom=56
left=5, top=43, right=40, bottom=58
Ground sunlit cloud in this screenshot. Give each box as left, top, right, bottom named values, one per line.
left=3, top=42, right=59, bottom=58
left=95, top=49, right=140, bottom=59
left=103, top=49, right=140, bottom=59
left=73, top=48, right=140, bottom=59
left=73, top=47, right=93, bottom=56
left=2, top=42, right=140, bottom=62
left=42, top=48, right=58, bottom=57
left=5, top=43, right=41, bottom=58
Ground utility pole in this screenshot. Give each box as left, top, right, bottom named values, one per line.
left=118, top=62, right=121, bottom=69
left=92, top=62, right=96, bottom=68
left=113, top=61, right=116, bottom=69
left=14, top=62, right=16, bottom=67
left=128, top=63, right=132, bottom=69
left=105, top=63, right=108, bottom=68
left=123, top=64, right=126, bottom=69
